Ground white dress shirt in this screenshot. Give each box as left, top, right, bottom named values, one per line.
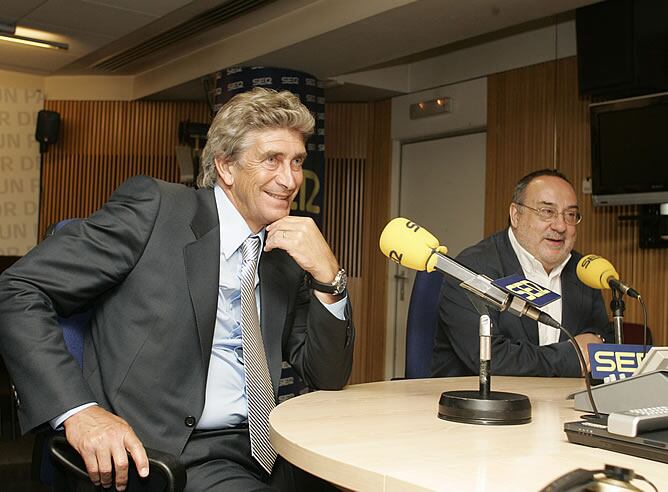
left=507, top=228, right=570, bottom=346
left=197, top=185, right=347, bottom=428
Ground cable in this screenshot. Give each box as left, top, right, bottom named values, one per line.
left=634, top=473, right=659, bottom=492
left=555, top=320, right=600, bottom=418
left=640, top=296, right=649, bottom=356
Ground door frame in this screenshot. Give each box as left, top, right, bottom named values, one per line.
left=384, top=128, right=487, bottom=379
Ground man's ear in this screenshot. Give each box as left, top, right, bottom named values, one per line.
left=509, top=203, right=520, bottom=228
left=215, top=156, right=234, bottom=187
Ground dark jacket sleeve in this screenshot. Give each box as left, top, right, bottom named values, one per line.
left=0, top=176, right=160, bottom=432
left=282, top=267, right=354, bottom=390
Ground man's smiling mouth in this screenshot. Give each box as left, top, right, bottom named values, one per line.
left=265, top=191, right=291, bottom=200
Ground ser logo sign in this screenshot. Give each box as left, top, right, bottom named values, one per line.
left=589, top=344, right=649, bottom=379
left=492, top=274, right=560, bottom=308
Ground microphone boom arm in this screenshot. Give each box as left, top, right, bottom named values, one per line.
left=430, top=251, right=560, bottom=329
left=431, top=252, right=509, bottom=311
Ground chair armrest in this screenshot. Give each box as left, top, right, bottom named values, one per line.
left=49, top=434, right=186, bottom=492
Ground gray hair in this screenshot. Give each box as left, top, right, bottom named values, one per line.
left=511, top=168, right=572, bottom=204
left=197, top=87, right=315, bottom=188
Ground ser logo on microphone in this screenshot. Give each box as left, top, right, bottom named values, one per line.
left=387, top=221, right=421, bottom=265
left=492, top=274, right=560, bottom=308
left=579, top=254, right=600, bottom=269
left=389, top=250, right=403, bottom=264
left=404, top=221, right=421, bottom=232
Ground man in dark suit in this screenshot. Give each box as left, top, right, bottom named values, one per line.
left=0, top=88, right=354, bottom=491
left=431, top=169, right=611, bottom=377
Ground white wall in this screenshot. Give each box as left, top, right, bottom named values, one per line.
left=336, top=18, right=576, bottom=96
left=0, top=69, right=45, bottom=255
left=408, top=19, right=576, bottom=93
left=391, top=77, right=487, bottom=141
left=45, top=76, right=134, bottom=101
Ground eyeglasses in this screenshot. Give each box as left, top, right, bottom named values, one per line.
left=514, top=203, right=582, bottom=225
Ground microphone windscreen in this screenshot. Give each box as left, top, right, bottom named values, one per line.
left=379, top=218, right=447, bottom=272
left=576, top=254, right=620, bottom=290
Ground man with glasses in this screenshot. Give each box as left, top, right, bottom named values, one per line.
left=431, top=169, right=611, bottom=377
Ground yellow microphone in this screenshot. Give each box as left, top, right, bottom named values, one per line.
left=576, top=255, right=640, bottom=299
left=379, top=217, right=447, bottom=272
left=379, top=217, right=565, bottom=330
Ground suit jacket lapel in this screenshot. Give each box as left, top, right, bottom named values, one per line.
left=181, top=187, right=291, bottom=394
left=259, top=250, right=289, bottom=393
left=184, top=188, right=220, bottom=366
left=559, top=259, right=581, bottom=341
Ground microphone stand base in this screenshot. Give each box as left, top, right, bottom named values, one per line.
left=438, top=390, right=531, bottom=425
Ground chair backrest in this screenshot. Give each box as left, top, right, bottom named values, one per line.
left=622, top=322, right=653, bottom=345
left=47, top=220, right=90, bottom=368
left=405, top=270, right=444, bottom=379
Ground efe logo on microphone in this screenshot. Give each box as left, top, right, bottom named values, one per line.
left=492, top=274, right=560, bottom=308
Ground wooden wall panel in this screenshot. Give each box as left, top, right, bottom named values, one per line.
left=323, top=157, right=364, bottom=277
left=40, top=100, right=210, bottom=238
left=359, top=100, right=392, bottom=383
left=325, top=101, right=391, bottom=384
left=487, top=57, right=668, bottom=345
left=485, top=61, right=557, bottom=235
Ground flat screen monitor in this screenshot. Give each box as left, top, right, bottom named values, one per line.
left=590, top=92, right=668, bottom=206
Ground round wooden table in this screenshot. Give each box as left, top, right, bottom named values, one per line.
left=270, top=376, right=668, bottom=491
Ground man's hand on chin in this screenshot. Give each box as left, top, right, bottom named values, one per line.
left=265, top=216, right=342, bottom=304
left=64, top=405, right=149, bottom=491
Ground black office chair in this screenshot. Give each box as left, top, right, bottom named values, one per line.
left=29, top=219, right=186, bottom=491
left=404, top=270, right=444, bottom=378
left=621, top=322, right=653, bottom=346
left=30, top=313, right=186, bottom=491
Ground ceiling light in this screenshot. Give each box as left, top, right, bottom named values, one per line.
left=0, top=22, right=68, bottom=50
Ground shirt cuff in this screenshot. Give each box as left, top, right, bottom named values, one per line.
left=317, top=294, right=348, bottom=320
left=50, top=402, right=98, bottom=430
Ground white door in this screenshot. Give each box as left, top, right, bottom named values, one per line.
left=392, top=132, right=487, bottom=378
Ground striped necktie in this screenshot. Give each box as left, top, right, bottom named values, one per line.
left=240, top=236, right=277, bottom=474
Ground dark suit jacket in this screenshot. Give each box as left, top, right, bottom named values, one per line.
left=0, top=176, right=354, bottom=457
left=431, top=229, right=610, bottom=377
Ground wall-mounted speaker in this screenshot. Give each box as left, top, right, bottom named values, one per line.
left=35, top=110, right=61, bottom=153
left=576, top=0, right=668, bottom=99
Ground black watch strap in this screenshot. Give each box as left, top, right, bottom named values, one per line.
left=308, top=269, right=347, bottom=295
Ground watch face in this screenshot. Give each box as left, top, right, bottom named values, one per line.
left=309, top=269, right=346, bottom=294
left=334, top=270, right=347, bottom=294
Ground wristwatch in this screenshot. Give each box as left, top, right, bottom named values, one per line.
left=308, top=268, right=347, bottom=295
